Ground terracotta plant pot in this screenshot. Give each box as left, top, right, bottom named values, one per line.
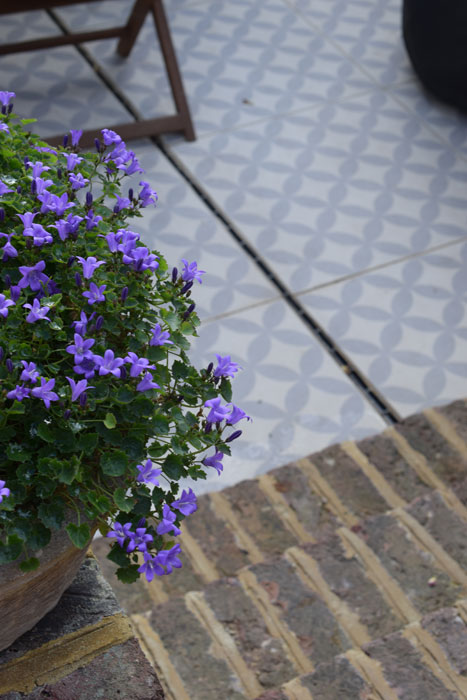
left=0, top=522, right=95, bottom=652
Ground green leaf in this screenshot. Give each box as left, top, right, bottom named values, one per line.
left=120, top=436, right=145, bottom=461
left=38, top=501, right=65, bottom=530
left=100, top=450, right=128, bottom=476
left=77, top=432, right=99, bottom=456
left=104, top=412, right=117, bottom=430
left=20, top=557, right=40, bottom=572
left=37, top=423, right=55, bottom=443
left=66, top=522, right=91, bottom=549
left=115, top=387, right=134, bottom=404
left=116, top=565, right=140, bottom=584
left=58, top=458, right=79, bottom=485
left=87, top=492, right=112, bottom=515
left=163, top=453, right=185, bottom=480
left=28, top=523, right=51, bottom=550
left=147, top=346, right=166, bottom=363
left=0, top=534, right=23, bottom=563
left=6, top=443, right=31, bottom=462
left=113, top=487, right=134, bottom=513
left=107, top=543, right=130, bottom=567
left=172, top=360, right=189, bottom=379
left=219, top=378, right=232, bottom=403
left=153, top=414, right=170, bottom=435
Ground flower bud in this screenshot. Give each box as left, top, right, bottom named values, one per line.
left=226, top=430, right=242, bottom=443
left=171, top=267, right=178, bottom=283
left=4, top=274, right=11, bottom=287
left=95, top=315, right=104, bottom=331
left=183, top=303, right=195, bottom=321
left=1, top=106, right=6, bottom=116
left=0, top=347, right=4, bottom=362
left=128, top=188, right=133, bottom=200
left=24, top=157, right=30, bottom=170
left=67, top=256, right=75, bottom=267
left=74, top=272, right=82, bottom=288
left=113, top=204, right=119, bottom=214
left=16, top=185, right=22, bottom=194
left=0, top=208, right=4, bottom=223
left=63, top=134, right=69, bottom=147
left=64, top=409, right=71, bottom=420
left=204, top=422, right=212, bottom=434
left=26, top=237, right=32, bottom=249
left=120, top=366, right=127, bottom=380
left=180, top=281, right=193, bottom=295
left=120, top=286, right=128, bottom=303
left=10, top=285, right=20, bottom=302
left=30, top=179, right=37, bottom=194
left=86, top=191, right=93, bottom=207
left=94, top=138, right=101, bottom=153
left=5, top=358, right=13, bottom=373
left=206, top=362, right=213, bottom=375
left=79, top=392, right=87, bottom=408
left=8, top=104, right=13, bottom=114
left=57, top=167, right=62, bottom=180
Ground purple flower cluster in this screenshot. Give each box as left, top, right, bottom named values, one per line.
left=0, top=480, right=10, bottom=503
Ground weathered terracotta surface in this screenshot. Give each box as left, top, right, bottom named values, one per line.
left=0, top=523, right=94, bottom=652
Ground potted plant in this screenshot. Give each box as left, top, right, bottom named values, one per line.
left=0, top=91, right=248, bottom=650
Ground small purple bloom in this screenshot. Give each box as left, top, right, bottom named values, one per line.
left=6, top=385, right=30, bottom=401
left=123, top=154, right=144, bottom=175
left=101, top=128, right=122, bottom=146
left=0, top=232, right=18, bottom=260
left=38, top=191, right=74, bottom=216
left=113, top=194, right=131, bottom=213
left=149, top=323, right=173, bottom=346
left=0, top=124, right=9, bottom=134
left=66, top=333, right=95, bottom=364
left=227, top=405, right=251, bottom=425
left=122, top=246, right=159, bottom=272
left=66, top=377, right=94, bottom=401
left=76, top=256, right=105, bottom=280
left=10, top=285, right=20, bottom=303
left=93, top=349, right=124, bottom=377
left=204, top=397, right=231, bottom=423
left=181, top=259, right=206, bottom=284
left=136, top=459, right=162, bottom=486
left=85, top=210, right=102, bottom=231
left=126, top=526, right=153, bottom=554
left=70, top=129, right=83, bottom=147
left=0, top=480, right=10, bottom=503
left=156, top=505, right=181, bottom=536
left=27, top=161, right=50, bottom=178
left=32, top=177, right=53, bottom=194
left=138, top=181, right=158, bottom=208
left=171, top=489, right=197, bottom=516
left=31, top=377, right=59, bottom=409
left=156, top=543, right=182, bottom=575
left=53, top=213, right=83, bottom=241
left=23, top=297, right=51, bottom=323
left=0, top=180, right=13, bottom=196
left=137, top=552, right=165, bottom=582
left=0, top=91, right=15, bottom=107
left=65, top=153, right=83, bottom=171
left=23, top=223, right=53, bottom=247
left=73, top=357, right=96, bottom=379
left=69, top=172, right=89, bottom=190
left=213, top=354, right=241, bottom=379
left=82, top=282, right=106, bottom=305
left=20, top=361, right=39, bottom=383
left=72, top=310, right=94, bottom=336
left=106, top=521, right=133, bottom=548
left=124, top=352, right=155, bottom=378
left=18, top=260, right=49, bottom=291
left=202, top=450, right=224, bottom=475
left=136, top=373, right=160, bottom=392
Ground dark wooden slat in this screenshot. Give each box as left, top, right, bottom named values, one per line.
left=0, top=28, right=124, bottom=55
left=0, top=0, right=103, bottom=14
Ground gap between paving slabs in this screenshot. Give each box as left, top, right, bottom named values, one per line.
left=45, top=3, right=400, bottom=427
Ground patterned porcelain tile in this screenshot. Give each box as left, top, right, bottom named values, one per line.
left=172, top=90, right=467, bottom=294
left=55, top=0, right=374, bottom=139
left=122, top=140, right=278, bottom=320
left=291, top=0, right=411, bottom=87
left=0, top=10, right=130, bottom=138
left=180, top=297, right=385, bottom=494
left=300, top=240, right=467, bottom=418
left=393, top=82, right=467, bottom=163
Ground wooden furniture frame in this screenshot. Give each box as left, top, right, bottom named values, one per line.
left=0, top=0, right=196, bottom=145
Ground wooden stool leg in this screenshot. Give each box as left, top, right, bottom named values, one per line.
left=117, top=0, right=150, bottom=58
left=150, top=0, right=196, bottom=141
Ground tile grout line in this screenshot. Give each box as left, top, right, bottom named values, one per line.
left=47, top=5, right=401, bottom=427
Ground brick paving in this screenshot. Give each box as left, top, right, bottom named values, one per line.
left=92, top=399, right=467, bottom=699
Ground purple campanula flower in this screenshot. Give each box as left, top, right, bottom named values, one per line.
left=65, top=153, right=83, bottom=171
left=33, top=177, right=54, bottom=195
left=124, top=154, right=144, bottom=176
left=66, top=333, right=95, bottom=364
left=66, top=377, right=93, bottom=402
left=204, top=397, right=231, bottom=424
left=106, top=521, right=133, bottom=548
left=136, top=373, right=160, bottom=392
left=202, top=450, right=224, bottom=475
left=82, top=282, right=106, bottom=305
left=53, top=212, right=83, bottom=241
left=181, top=259, right=205, bottom=284
left=31, top=377, right=59, bottom=409
left=0, top=124, right=9, bottom=134
left=72, top=310, right=94, bottom=336
left=156, top=543, right=182, bottom=575
left=136, top=459, right=162, bottom=486
left=20, top=361, right=39, bottom=384
left=149, top=323, right=173, bottom=347
left=227, top=404, right=251, bottom=425
left=23, top=297, right=51, bottom=323
left=6, top=384, right=30, bottom=401
left=85, top=210, right=102, bottom=231
left=101, top=128, right=122, bottom=146
left=0, top=480, right=10, bottom=503
left=122, top=246, right=158, bottom=272
left=76, top=256, right=105, bottom=280
left=69, top=173, right=89, bottom=190
left=73, top=357, right=96, bottom=379
left=18, top=260, right=49, bottom=291
left=95, top=315, right=104, bottom=331
left=0, top=91, right=15, bottom=107
left=10, top=285, right=20, bottom=303
left=138, top=181, right=158, bottom=208
left=0, top=180, right=13, bottom=196
left=156, top=505, right=181, bottom=536
left=0, top=294, right=15, bottom=318
left=171, top=489, right=197, bottom=516
left=70, top=129, right=83, bottom=147
left=34, top=145, right=58, bottom=155
left=137, top=552, right=164, bottom=582
left=213, top=354, right=241, bottom=379
left=27, top=161, right=50, bottom=178
left=38, top=191, right=74, bottom=216
left=104, top=232, right=119, bottom=253
left=93, top=349, right=124, bottom=377
left=126, top=526, right=153, bottom=554
left=124, top=352, right=155, bottom=378
left=0, top=233, right=17, bottom=260
left=23, top=223, right=53, bottom=247
left=113, top=194, right=131, bottom=213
